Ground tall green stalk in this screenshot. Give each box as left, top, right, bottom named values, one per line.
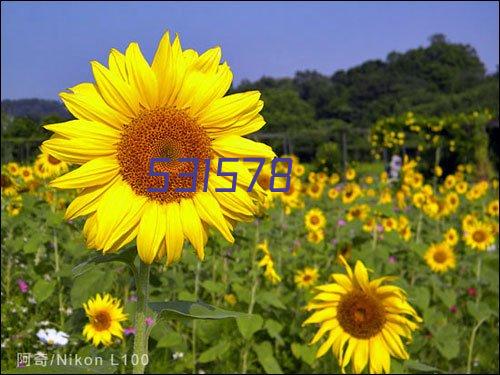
left=241, top=220, right=260, bottom=374
left=133, top=261, right=151, bottom=374
left=192, top=261, right=201, bottom=374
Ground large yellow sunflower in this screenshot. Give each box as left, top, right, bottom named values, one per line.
left=41, top=31, right=275, bottom=264
left=464, top=221, right=495, bottom=251
left=83, top=293, right=127, bottom=347
left=303, top=257, right=421, bottom=374
left=424, top=242, right=456, bottom=273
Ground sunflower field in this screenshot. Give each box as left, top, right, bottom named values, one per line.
left=1, top=31, right=499, bottom=375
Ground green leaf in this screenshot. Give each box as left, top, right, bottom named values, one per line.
left=467, top=301, right=491, bottom=322
left=23, top=237, right=43, bottom=254
left=236, top=314, right=264, bottom=340
left=406, top=359, right=443, bottom=373
left=198, top=341, right=230, bottom=363
left=411, top=286, right=430, bottom=311
left=201, top=280, right=225, bottom=294
left=433, top=324, right=459, bottom=360
left=32, top=279, right=56, bottom=303
left=257, top=291, right=286, bottom=310
left=264, top=319, right=284, bottom=344
left=156, top=331, right=184, bottom=349
left=149, top=300, right=246, bottom=320
left=72, top=246, right=137, bottom=278
left=436, top=289, right=456, bottom=308
left=291, top=342, right=316, bottom=367
left=253, top=341, right=283, bottom=374
left=70, top=269, right=115, bottom=307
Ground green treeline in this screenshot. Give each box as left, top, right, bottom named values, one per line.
left=233, top=34, right=499, bottom=160
left=1, top=34, right=498, bottom=163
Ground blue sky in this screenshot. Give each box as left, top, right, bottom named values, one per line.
left=1, top=1, right=498, bottom=100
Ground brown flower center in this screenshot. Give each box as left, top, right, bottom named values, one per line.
left=92, top=311, right=112, bottom=331
left=1, top=174, right=12, bottom=188
left=433, top=250, right=448, bottom=263
left=310, top=215, right=320, bottom=225
left=472, top=230, right=487, bottom=243
left=337, top=290, right=386, bottom=339
left=303, top=274, right=312, bottom=282
left=117, top=107, right=213, bottom=204
left=48, top=155, right=62, bottom=165
left=257, top=174, right=271, bottom=191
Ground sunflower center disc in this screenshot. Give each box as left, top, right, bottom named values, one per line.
left=337, top=290, right=386, bottom=339
left=48, top=155, right=62, bottom=165
left=310, top=216, right=319, bottom=225
left=117, top=107, right=213, bottom=204
left=472, top=230, right=486, bottom=243
left=93, top=311, right=112, bottom=331
left=433, top=250, right=448, bottom=263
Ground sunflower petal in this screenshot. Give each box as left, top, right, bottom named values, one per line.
left=179, top=198, right=205, bottom=260
left=50, top=156, right=119, bottom=189
left=137, top=202, right=167, bottom=264
left=125, top=42, right=158, bottom=109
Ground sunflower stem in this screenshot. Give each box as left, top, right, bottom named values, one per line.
left=241, top=220, right=260, bottom=374
left=371, top=225, right=378, bottom=251
left=416, top=211, right=423, bottom=244
left=53, top=228, right=65, bottom=327
left=475, top=256, right=482, bottom=304
left=466, top=318, right=486, bottom=374
left=192, top=261, right=201, bottom=374
left=133, top=261, right=150, bottom=374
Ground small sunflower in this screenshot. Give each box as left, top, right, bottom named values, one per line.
left=341, top=183, right=361, bottom=204
left=464, top=222, right=495, bottom=251
left=19, top=166, right=34, bottom=183
left=455, top=181, right=468, bottom=194
left=83, top=293, right=127, bottom=347
left=462, top=214, right=478, bottom=232
left=6, top=162, right=20, bottom=176
left=305, top=208, right=326, bottom=232
left=329, top=173, right=340, bottom=185
left=345, top=168, right=356, bottom=181
left=444, top=228, right=459, bottom=246
left=444, top=175, right=456, bottom=189
left=307, top=182, right=324, bottom=199
left=486, top=199, right=499, bottom=217
left=445, top=192, right=459, bottom=212
left=307, top=229, right=324, bottom=244
left=295, top=267, right=319, bottom=289
left=381, top=217, right=398, bottom=232
left=34, top=152, right=69, bottom=179
left=293, top=163, right=305, bottom=177
left=328, top=188, right=339, bottom=200
left=303, top=257, right=421, bottom=374
left=346, top=204, right=369, bottom=222
left=424, top=242, right=456, bottom=273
